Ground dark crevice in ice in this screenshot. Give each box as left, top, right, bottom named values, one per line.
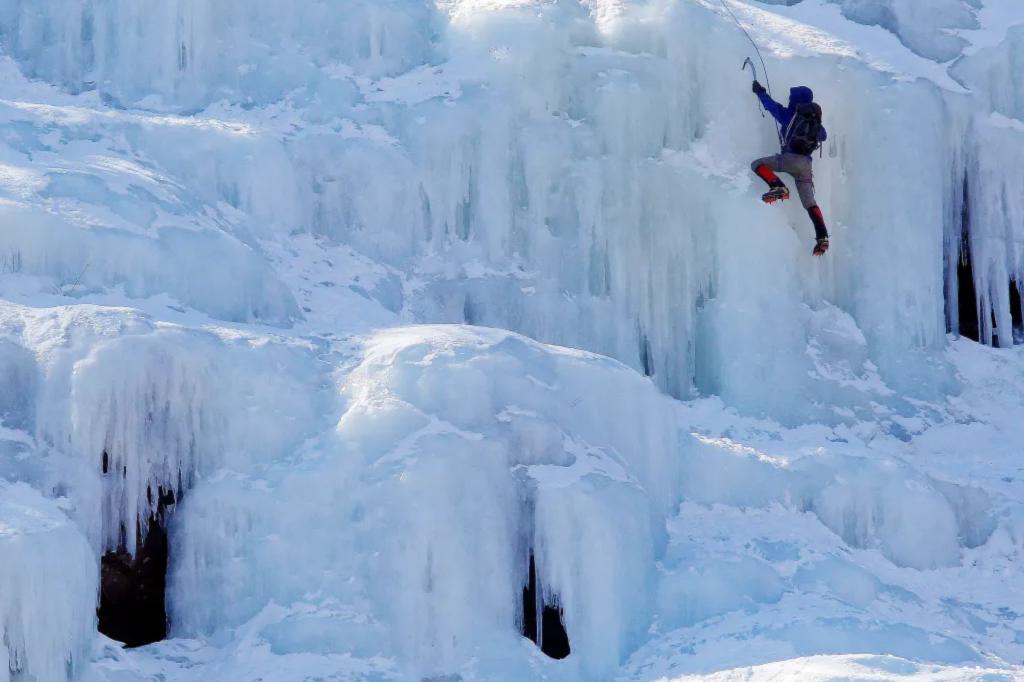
left=463, top=294, right=478, bottom=325
left=956, top=238, right=980, bottom=342
left=1011, top=280, right=1023, bottom=344
left=639, top=330, right=653, bottom=377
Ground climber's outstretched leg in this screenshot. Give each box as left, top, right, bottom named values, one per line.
left=787, top=156, right=829, bottom=255
left=751, top=156, right=790, bottom=204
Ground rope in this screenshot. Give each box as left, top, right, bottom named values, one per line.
left=719, top=0, right=782, bottom=145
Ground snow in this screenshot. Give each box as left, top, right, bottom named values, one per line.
left=640, top=654, right=1017, bottom=681
left=0, top=0, right=1023, bottom=681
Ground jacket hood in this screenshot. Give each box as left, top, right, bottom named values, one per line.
left=789, top=86, right=814, bottom=106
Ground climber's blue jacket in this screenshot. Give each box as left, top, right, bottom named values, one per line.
left=757, top=86, right=827, bottom=154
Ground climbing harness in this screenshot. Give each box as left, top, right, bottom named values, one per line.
left=721, top=0, right=782, bottom=145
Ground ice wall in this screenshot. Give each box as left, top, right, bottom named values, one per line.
left=266, top=0, right=959, bottom=410
left=2, top=0, right=1012, bottom=417
left=0, top=0, right=440, bottom=110
left=947, top=26, right=1024, bottom=346
left=403, top=0, right=956, bottom=404
left=0, top=84, right=300, bottom=326
left=957, top=113, right=1024, bottom=346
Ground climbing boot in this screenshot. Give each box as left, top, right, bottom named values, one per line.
left=762, top=186, right=790, bottom=204
left=812, top=237, right=830, bottom=256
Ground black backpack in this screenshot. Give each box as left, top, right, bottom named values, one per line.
left=785, top=102, right=823, bottom=155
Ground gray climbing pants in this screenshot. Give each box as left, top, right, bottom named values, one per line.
left=751, top=153, right=817, bottom=209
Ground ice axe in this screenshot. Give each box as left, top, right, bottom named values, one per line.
left=742, top=57, right=758, bottom=82
left=743, top=57, right=766, bottom=118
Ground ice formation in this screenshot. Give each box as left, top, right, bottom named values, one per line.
left=0, top=0, right=1022, bottom=680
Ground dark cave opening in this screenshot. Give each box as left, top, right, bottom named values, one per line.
left=521, top=553, right=571, bottom=660
left=956, top=239, right=980, bottom=342
left=97, top=467, right=176, bottom=648
left=955, top=176, right=981, bottom=342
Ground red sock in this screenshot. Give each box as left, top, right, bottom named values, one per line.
left=807, top=206, right=828, bottom=240
left=754, top=164, right=783, bottom=186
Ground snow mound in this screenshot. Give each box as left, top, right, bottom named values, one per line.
left=169, top=325, right=683, bottom=680
left=0, top=481, right=96, bottom=682
left=681, top=435, right=987, bottom=570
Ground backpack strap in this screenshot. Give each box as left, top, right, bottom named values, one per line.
left=782, top=111, right=798, bottom=148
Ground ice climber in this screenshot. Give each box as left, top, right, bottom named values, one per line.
left=749, top=81, right=830, bottom=256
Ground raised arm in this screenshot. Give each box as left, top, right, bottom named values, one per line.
left=757, top=91, right=786, bottom=123
left=752, top=82, right=786, bottom=123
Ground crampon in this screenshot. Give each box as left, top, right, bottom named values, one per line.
left=762, top=186, right=790, bottom=204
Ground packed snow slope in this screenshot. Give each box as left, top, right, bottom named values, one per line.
left=1, top=0, right=1023, bottom=681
